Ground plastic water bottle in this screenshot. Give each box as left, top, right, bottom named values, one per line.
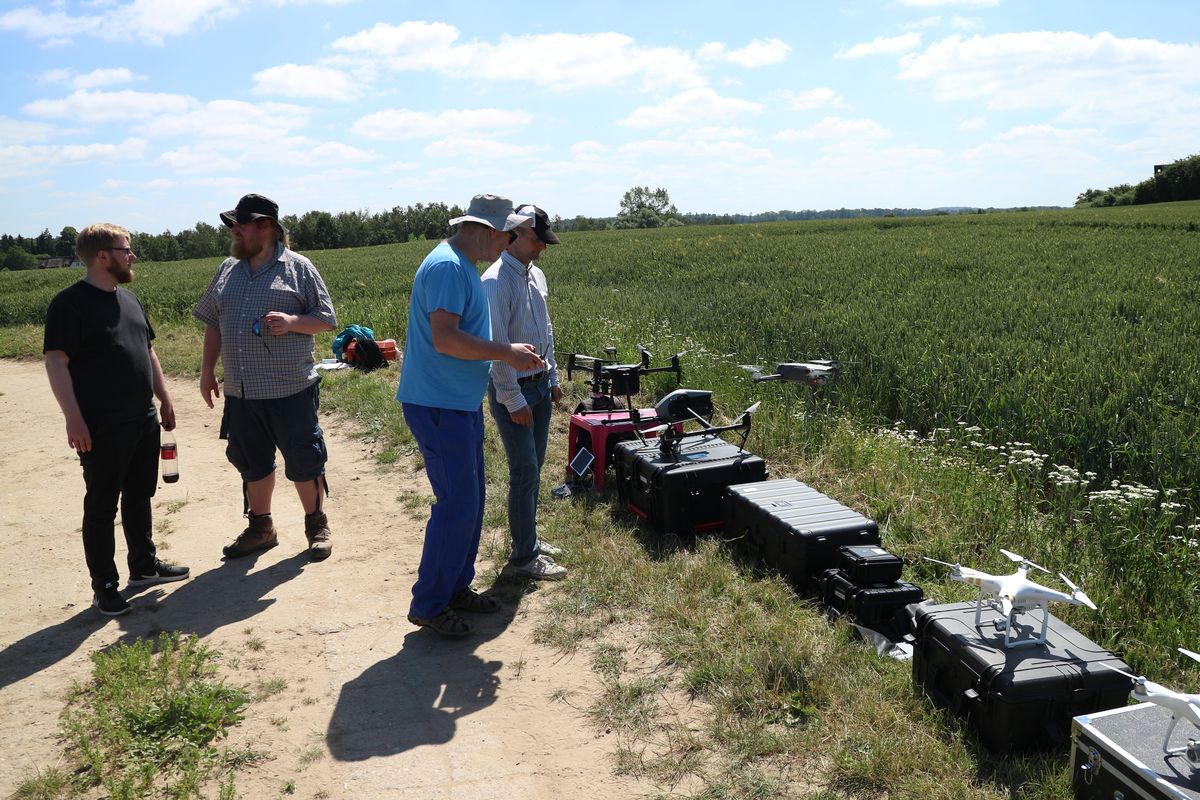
left=161, top=431, right=179, bottom=483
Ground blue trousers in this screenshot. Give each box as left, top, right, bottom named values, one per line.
left=487, top=376, right=552, bottom=565
left=402, top=403, right=486, bottom=620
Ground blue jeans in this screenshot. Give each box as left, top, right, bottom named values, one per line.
left=402, top=403, right=485, bottom=620
left=487, top=377, right=552, bottom=565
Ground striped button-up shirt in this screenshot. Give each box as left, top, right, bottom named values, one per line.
left=193, top=243, right=337, bottom=400
left=481, top=250, right=558, bottom=413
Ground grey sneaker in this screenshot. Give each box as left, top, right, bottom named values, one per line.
left=93, top=583, right=130, bottom=617
left=502, top=554, right=567, bottom=581
left=128, top=559, right=190, bottom=587
left=537, top=539, right=562, bottom=557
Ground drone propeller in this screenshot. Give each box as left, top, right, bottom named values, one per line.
left=1000, top=548, right=1051, bottom=574
left=923, top=556, right=962, bottom=571
left=1058, top=572, right=1098, bottom=610
left=1180, top=648, right=1200, bottom=666
left=742, top=401, right=761, bottom=417
left=1099, top=661, right=1146, bottom=687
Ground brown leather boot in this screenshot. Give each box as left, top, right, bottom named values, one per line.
left=223, top=512, right=278, bottom=558
left=305, top=511, right=332, bottom=561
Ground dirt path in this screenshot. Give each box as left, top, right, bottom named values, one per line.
left=0, top=358, right=645, bottom=799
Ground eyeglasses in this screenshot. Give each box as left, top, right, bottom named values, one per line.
left=109, top=247, right=134, bottom=255
left=251, top=316, right=271, bottom=353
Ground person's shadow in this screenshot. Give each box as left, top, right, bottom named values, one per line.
left=0, top=551, right=307, bottom=691
left=326, top=582, right=527, bottom=759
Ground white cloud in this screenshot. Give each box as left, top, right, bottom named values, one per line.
left=781, top=87, right=847, bottom=111
left=252, top=64, right=362, bottom=100
left=332, top=22, right=705, bottom=92
left=619, top=137, right=774, bottom=164
left=0, top=137, right=147, bottom=176
left=837, top=32, right=922, bottom=59
left=1, top=1, right=237, bottom=45
left=963, top=124, right=1107, bottom=172
left=351, top=108, right=532, bottom=141
left=957, top=116, right=986, bottom=131
left=619, top=87, right=763, bottom=129
left=141, top=100, right=311, bottom=140
left=157, top=146, right=242, bottom=175
left=283, top=141, right=378, bottom=166
left=698, top=38, right=791, bottom=67
left=570, top=140, right=608, bottom=161
left=73, top=67, right=136, bottom=90
left=0, top=116, right=55, bottom=145
left=774, top=116, right=892, bottom=141
left=899, top=32, right=1200, bottom=124
left=142, top=178, right=177, bottom=190
left=23, top=89, right=193, bottom=121
left=422, top=138, right=543, bottom=161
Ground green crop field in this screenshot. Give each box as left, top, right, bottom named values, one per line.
left=5, top=201, right=1200, bottom=798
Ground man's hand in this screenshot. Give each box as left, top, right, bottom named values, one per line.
left=509, top=406, right=534, bottom=426
left=505, top=343, right=545, bottom=373
left=200, top=372, right=221, bottom=409
left=65, top=414, right=91, bottom=453
left=159, top=396, right=176, bottom=431
left=263, top=311, right=297, bottom=335
left=551, top=385, right=562, bottom=404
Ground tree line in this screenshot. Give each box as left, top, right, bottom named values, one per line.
left=1076, top=153, right=1200, bottom=208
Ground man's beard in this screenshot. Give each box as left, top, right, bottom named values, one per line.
left=230, top=239, right=255, bottom=260
left=108, top=262, right=134, bottom=284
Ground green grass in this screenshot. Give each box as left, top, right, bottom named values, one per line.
left=15, top=632, right=260, bottom=800
left=9, top=205, right=1200, bottom=798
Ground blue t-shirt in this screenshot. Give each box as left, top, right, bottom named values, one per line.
left=396, top=241, right=492, bottom=411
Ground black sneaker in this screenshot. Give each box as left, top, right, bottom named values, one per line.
left=93, top=584, right=131, bottom=617
left=127, top=559, right=191, bottom=587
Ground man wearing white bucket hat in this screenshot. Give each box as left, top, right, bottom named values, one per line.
left=398, top=194, right=545, bottom=637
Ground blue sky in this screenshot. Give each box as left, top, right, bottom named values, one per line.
left=1, top=0, right=1197, bottom=237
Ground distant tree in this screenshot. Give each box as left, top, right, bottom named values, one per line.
left=615, top=186, right=683, bottom=229
left=2, top=247, right=38, bottom=271
left=56, top=227, right=78, bottom=258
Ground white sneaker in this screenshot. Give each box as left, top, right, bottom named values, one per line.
left=537, top=539, right=563, bottom=557
left=502, top=554, right=567, bottom=581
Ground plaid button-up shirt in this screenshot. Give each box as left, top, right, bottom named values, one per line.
left=481, top=250, right=558, bottom=413
left=194, top=243, right=337, bottom=400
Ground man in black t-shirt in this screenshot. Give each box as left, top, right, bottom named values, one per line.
left=44, top=223, right=190, bottom=617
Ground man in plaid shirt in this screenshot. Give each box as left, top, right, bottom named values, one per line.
left=194, top=194, right=338, bottom=562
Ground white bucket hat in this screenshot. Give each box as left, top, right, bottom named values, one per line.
left=448, top=194, right=533, bottom=232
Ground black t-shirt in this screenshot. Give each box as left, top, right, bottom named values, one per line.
left=43, top=281, right=156, bottom=426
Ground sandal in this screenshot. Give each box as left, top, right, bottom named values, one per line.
left=450, top=587, right=501, bottom=614
left=407, top=609, right=473, bottom=637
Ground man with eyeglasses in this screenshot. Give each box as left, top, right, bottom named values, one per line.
left=481, top=204, right=567, bottom=582
left=397, top=194, right=546, bottom=637
left=44, top=223, right=190, bottom=617
left=194, top=194, right=338, bottom=562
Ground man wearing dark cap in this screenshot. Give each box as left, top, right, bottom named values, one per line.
left=482, top=204, right=567, bottom=582
left=397, top=193, right=545, bottom=637
left=194, top=194, right=338, bottom=562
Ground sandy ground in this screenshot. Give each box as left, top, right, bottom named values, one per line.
left=0, top=358, right=651, bottom=799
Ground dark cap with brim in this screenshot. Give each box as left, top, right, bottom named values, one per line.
left=514, top=204, right=560, bottom=245
left=220, top=193, right=280, bottom=227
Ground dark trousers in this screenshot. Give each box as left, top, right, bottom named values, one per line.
left=79, top=415, right=160, bottom=591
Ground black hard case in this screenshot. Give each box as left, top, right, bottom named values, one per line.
left=839, top=544, right=904, bottom=585
left=723, top=478, right=880, bottom=589
left=614, top=433, right=767, bottom=536
left=819, top=568, right=924, bottom=626
left=912, top=601, right=1131, bottom=752
left=1071, top=703, right=1200, bottom=799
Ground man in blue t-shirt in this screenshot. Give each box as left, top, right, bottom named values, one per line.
left=397, top=194, right=545, bottom=637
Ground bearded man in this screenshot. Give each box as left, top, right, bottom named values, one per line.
left=44, top=223, right=189, bottom=617
left=194, top=194, right=338, bottom=562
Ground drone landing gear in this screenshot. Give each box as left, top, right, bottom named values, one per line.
left=1160, top=714, right=1200, bottom=762
left=973, top=591, right=1049, bottom=648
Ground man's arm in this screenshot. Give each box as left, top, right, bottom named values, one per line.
left=44, top=350, right=91, bottom=452
left=429, top=309, right=544, bottom=372
left=482, top=272, right=531, bottom=421
left=148, top=346, right=175, bottom=431
left=261, top=312, right=335, bottom=336
left=200, top=324, right=222, bottom=408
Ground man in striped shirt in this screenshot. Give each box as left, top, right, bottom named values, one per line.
left=482, top=204, right=568, bottom=581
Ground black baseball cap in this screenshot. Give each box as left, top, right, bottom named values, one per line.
left=220, top=193, right=280, bottom=227
left=514, top=204, right=560, bottom=245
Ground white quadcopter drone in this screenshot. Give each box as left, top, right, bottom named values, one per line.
left=925, top=548, right=1097, bottom=648
left=1102, top=648, right=1200, bottom=763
